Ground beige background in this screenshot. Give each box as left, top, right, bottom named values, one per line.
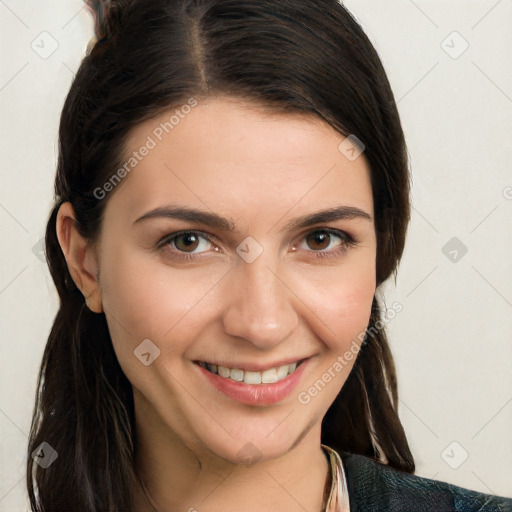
left=1, top=0, right=511, bottom=509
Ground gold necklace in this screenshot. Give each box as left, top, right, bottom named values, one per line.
left=320, top=444, right=351, bottom=512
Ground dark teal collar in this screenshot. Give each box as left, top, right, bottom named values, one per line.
left=338, top=451, right=512, bottom=511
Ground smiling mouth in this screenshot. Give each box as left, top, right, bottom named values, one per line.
left=194, top=359, right=306, bottom=385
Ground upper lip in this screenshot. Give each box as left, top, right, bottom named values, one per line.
left=193, top=356, right=311, bottom=372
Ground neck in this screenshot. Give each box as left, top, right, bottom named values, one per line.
left=131, top=393, right=330, bottom=512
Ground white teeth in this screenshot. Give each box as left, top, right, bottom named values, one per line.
left=276, top=364, right=289, bottom=380
left=261, top=368, right=278, bottom=383
left=244, top=371, right=262, bottom=385
left=200, top=361, right=300, bottom=385
left=218, top=365, right=231, bottom=378
left=230, top=368, right=244, bottom=382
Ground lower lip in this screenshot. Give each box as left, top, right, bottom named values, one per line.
left=194, top=360, right=310, bottom=406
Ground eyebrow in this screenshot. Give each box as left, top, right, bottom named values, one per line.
left=133, top=204, right=372, bottom=233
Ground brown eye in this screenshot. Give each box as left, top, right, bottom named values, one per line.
left=158, top=231, right=217, bottom=261
left=305, top=231, right=332, bottom=251
left=295, top=228, right=357, bottom=260
left=168, top=231, right=211, bottom=253
left=174, top=232, right=201, bottom=252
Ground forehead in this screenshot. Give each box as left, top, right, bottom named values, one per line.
left=103, top=96, right=374, bottom=228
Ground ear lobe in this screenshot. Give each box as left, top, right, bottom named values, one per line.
left=56, top=202, right=103, bottom=313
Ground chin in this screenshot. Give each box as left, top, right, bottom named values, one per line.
left=187, top=410, right=319, bottom=466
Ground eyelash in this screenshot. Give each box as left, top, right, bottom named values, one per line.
left=157, top=228, right=358, bottom=262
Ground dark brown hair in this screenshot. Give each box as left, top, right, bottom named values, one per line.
left=27, top=0, right=413, bottom=510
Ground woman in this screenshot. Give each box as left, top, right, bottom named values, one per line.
left=27, top=0, right=512, bottom=510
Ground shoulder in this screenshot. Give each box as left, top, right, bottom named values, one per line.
left=339, top=451, right=512, bottom=512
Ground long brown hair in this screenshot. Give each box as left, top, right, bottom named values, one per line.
left=27, top=0, right=413, bottom=510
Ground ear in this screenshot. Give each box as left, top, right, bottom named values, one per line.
left=56, top=202, right=103, bottom=313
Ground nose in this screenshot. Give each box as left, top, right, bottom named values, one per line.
left=221, top=251, right=299, bottom=350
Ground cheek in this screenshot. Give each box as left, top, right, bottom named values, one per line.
left=294, top=262, right=375, bottom=409
left=99, top=245, right=220, bottom=371
left=298, top=257, right=376, bottom=350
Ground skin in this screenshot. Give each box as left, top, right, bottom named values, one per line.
left=56, top=96, right=377, bottom=512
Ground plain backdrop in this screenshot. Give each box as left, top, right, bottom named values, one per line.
left=1, top=0, right=511, bottom=509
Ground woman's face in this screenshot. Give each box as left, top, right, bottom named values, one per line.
left=93, top=96, right=376, bottom=463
